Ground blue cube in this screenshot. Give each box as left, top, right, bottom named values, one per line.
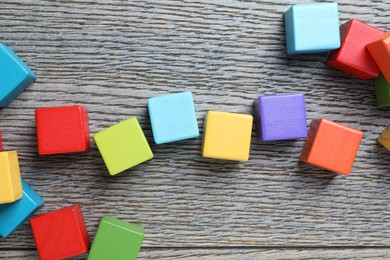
left=0, top=179, right=44, bottom=238
left=148, top=91, right=199, bottom=144
left=254, top=93, right=307, bottom=141
left=284, top=2, right=340, bottom=54
left=0, top=43, right=36, bottom=107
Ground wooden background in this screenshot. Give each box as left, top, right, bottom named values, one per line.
left=1, top=0, right=390, bottom=259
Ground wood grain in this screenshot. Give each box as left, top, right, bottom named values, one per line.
left=0, top=0, right=390, bottom=258
left=2, top=248, right=390, bottom=260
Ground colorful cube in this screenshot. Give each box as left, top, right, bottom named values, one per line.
left=374, top=74, right=390, bottom=107
left=327, top=19, right=384, bottom=79
left=0, top=179, right=44, bottom=238
left=30, top=204, right=90, bottom=260
left=35, top=105, right=90, bottom=155
left=0, top=151, right=22, bottom=204
left=300, top=119, right=363, bottom=175
left=94, top=117, right=153, bottom=175
left=0, top=43, right=36, bottom=107
left=148, top=91, right=199, bottom=144
left=284, top=2, right=340, bottom=54
left=202, top=111, right=253, bottom=161
left=367, top=32, right=390, bottom=83
left=88, top=216, right=145, bottom=260
left=254, top=94, right=307, bottom=141
left=378, top=125, right=390, bottom=151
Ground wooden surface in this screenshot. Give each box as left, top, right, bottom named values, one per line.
left=0, top=0, right=390, bottom=259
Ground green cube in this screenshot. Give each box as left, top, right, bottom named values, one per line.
left=375, top=74, right=390, bottom=107
left=94, top=117, right=153, bottom=175
left=88, top=216, right=145, bottom=260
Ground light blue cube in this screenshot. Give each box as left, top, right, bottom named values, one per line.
left=148, top=91, right=199, bottom=144
left=0, top=179, right=44, bottom=238
left=0, top=43, right=36, bottom=107
left=284, top=2, right=340, bottom=54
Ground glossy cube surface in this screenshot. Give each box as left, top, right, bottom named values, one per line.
left=0, top=151, right=22, bottom=204
left=254, top=94, right=307, bottom=141
left=284, top=2, right=340, bottom=54
left=0, top=179, right=44, bottom=238
left=300, top=119, right=363, bottom=175
left=0, top=43, right=36, bottom=107
left=202, top=111, right=253, bottom=161
left=30, top=204, right=90, bottom=260
left=94, top=117, right=153, bottom=175
left=35, top=105, right=90, bottom=155
left=88, top=216, right=145, bottom=260
left=148, top=91, right=199, bottom=144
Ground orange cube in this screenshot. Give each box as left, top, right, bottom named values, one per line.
left=366, top=32, right=390, bottom=82
left=300, top=119, right=363, bottom=175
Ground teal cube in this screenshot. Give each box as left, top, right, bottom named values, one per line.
left=284, top=2, right=340, bottom=54
left=0, top=179, right=44, bottom=238
left=375, top=74, right=390, bottom=107
left=0, top=43, right=36, bottom=107
left=148, top=91, right=199, bottom=144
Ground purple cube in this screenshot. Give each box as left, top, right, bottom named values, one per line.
left=254, top=93, right=307, bottom=141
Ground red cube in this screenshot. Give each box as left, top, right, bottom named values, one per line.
left=327, top=19, right=384, bottom=80
left=30, top=204, right=90, bottom=260
left=35, top=105, right=90, bottom=155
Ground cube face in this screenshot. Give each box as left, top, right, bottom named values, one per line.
left=378, top=125, right=390, bottom=151
left=202, top=111, right=253, bottom=161
left=300, top=119, right=363, bottom=175
left=0, top=179, right=44, bottom=238
left=0, top=151, right=22, bottom=204
left=0, top=43, right=36, bottom=107
left=327, top=19, right=384, bottom=79
left=35, top=106, right=90, bottom=155
left=285, top=2, right=340, bottom=54
left=30, top=204, right=90, bottom=260
left=148, top=91, right=199, bottom=144
left=380, top=125, right=390, bottom=139
left=88, top=216, right=145, bottom=260
left=254, top=94, right=307, bottom=141
left=367, top=32, right=390, bottom=82
left=94, top=117, right=154, bottom=175
left=374, top=74, right=390, bottom=107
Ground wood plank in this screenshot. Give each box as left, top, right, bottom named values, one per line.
left=0, top=0, right=390, bottom=251
left=2, top=248, right=390, bottom=259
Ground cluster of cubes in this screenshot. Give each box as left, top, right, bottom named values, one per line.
left=285, top=2, right=390, bottom=110
left=2, top=1, right=390, bottom=258
left=0, top=44, right=45, bottom=242
left=0, top=46, right=145, bottom=259
left=284, top=2, right=390, bottom=151
left=1, top=123, right=145, bottom=259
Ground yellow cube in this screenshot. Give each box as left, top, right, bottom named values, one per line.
left=0, top=151, right=22, bottom=204
left=378, top=125, right=390, bottom=151
left=202, top=111, right=253, bottom=161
